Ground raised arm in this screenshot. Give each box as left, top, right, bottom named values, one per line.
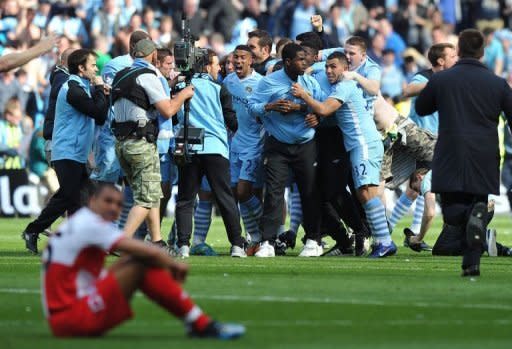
left=0, top=35, right=58, bottom=73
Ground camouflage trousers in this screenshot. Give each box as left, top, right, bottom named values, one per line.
left=115, top=138, right=162, bottom=208
left=381, top=115, right=437, bottom=189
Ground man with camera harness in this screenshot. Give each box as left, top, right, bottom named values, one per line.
left=112, top=39, right=194, bottom=247
left=174, top=49, right=247, bottom=258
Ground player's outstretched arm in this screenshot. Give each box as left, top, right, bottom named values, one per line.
left=403, top=82, right=427, bottom=98
left=114, top=237, right=189, bottom=282
left=0, top=34, right=58, bottom=73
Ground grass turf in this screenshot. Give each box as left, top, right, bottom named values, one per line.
left=1, top=216, right=512, bottom=349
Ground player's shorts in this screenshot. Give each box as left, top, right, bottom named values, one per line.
left=230, top=150, right=264, bottom=188
left=200, top=176, right=211, bottom=192
left=159, top=152, right=178, bottom=185
left=381, top=115, right=437, bottom=189
left=48, top=272, right=133, bottom=337
left=349, top=140, right=383, bottom=189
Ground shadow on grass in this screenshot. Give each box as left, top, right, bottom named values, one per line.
left=0, top=250, right=40, bottom=258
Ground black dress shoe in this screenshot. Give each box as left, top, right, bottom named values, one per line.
left=466, top=203, right=487, bottom=247
left=461, top=265, right=480, bottom=277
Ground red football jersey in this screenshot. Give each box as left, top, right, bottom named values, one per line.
left=41, top=208, right=123, bottom=317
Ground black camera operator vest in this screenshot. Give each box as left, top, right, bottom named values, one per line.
left=111, top=67, right=157, bottom=111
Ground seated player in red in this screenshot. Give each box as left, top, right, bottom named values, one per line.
left=41, top=182, right=245, bottom=339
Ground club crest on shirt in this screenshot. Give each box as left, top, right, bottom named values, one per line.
left=245, top=86, right=252, bottom=93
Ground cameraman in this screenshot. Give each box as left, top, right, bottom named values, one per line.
left=22, top=49, right=109, bottom=254
left=174, top=49, right=246, bottom=258
left=112, top=39, right=194, bottom=247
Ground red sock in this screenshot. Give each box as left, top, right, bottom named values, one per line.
left=140, top=268, right=211, bottom=331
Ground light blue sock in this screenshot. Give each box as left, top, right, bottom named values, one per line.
left=120, top=185, right=148, bottom=240
left=192, top=200, right=212, bottom=245
left=364, top=197, right=392, bottom=244
left=410, top=195, right=425, bottom=234
left=239, top=195, right=262, bottom=243
left=289, top=184, right=302, bottom=235
left=388, top=193, right=413, bottom=233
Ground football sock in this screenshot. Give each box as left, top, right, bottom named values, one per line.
left=410, top=195, right=425, bottom=234
left=388, top=193, right=413, bottom=233
left=239, top=195, right=262, bottom=243
left=289, top=184, right=302, bottom=235
left=141, top=268, right=211, bottom=331
left=364, top=197, right=392, bottom=244
left=192, top=200, right=212, bottom=246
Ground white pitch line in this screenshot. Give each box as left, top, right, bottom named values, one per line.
left=1, top=288, right=512, bottom=311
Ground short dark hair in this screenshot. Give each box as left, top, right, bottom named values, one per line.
left=156, top=47, right=172, bottom=63
left=345, top=36, right=367, bottom=52
left=206, top=48, right=218, bottom=65
left=458, top=29, right=485, bottom=59
left=234, top=44, right=253, bottom=55
left=89, top=182, right=121, bottom=198
left=296, top=32, right=323, bottom=51
left=327, top=51, right=349, bottom=68
left=129, top=30, right=151, bottom=56
left=248, top=29, right=273, bottom=51
left=382, top=49, right=395, bottom=56
left=427, top=43, right=455, bottom=66
left=282, top=43, right=304, bottom=61
left=68, top=49, right=97, bottom=75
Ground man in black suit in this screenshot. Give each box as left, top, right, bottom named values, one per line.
left=415, top=29, right=512, bottom=277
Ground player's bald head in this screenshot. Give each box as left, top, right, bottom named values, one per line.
left=59, top=48, right=76, bottom=68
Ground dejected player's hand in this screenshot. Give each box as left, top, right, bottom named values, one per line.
left=170, top=262, right=189, bottom=283
left=305, top=113, right=319, bottom=128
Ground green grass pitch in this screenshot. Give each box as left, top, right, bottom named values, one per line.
left=1, top=216, right=512, bottom=349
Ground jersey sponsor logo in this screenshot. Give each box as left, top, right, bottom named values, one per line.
left=87, top=293, right=106, bottom=313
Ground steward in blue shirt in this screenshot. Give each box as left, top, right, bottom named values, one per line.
left=22, top=49, right=109, bottom=254
left=247, top=43, right=324, bottom=257
left=174, top=49, right=247, bottom=258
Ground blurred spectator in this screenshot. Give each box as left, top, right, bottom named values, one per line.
left=338, top=0, right=369, bottom=35
left=394, top=0, right=429, bottom=52
left=476, top=0, right=503, bottom=31
left=379, top=17, right=406, bottom=66
left=219, top=52, right=234, bottom=79
left=142, top=6, right=160, bottom=39
left=173, top=0, right=206, bottom=39
left=276, top=0, right=322, bottom=39
left=0, top=72, right=25, bottom=113
left=32, top=1, right=52, bottom=30
left=93, top=36, right=112, bottom=74
left=91, top=0, right=125, bottom=50
left=47, top=5, right=89, bottom=47
left=16, top=7, right=43, bottom=47
left=0, top=97, right=24, bottom=170
left=0, top=0, right=19, bottom=48
left=202, top=0, right=240, bottom=41
left=483, top=27, right=505, bottom=76
left=158, top=15, right=176, bottom=47
left=210, top=32, right=227, bottom=58
left=496, top=29, right=512, bottom=76
left=367, top=32, right=385, bottom=66
left=403, top=55, right=419, bottom=82
left=324, top=5, right=349, bottom=46
left=380, top=49, right=405, bottom=99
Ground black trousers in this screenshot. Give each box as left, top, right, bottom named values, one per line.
left=316, top=127, right=369, bottom=243
left=261, top=136, right=320, bottom=242
left=175, top=154, right=244, bottom=248
left=25, top=159, right=89, bottom=235
left=439, top=192, right=488, bottom=268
